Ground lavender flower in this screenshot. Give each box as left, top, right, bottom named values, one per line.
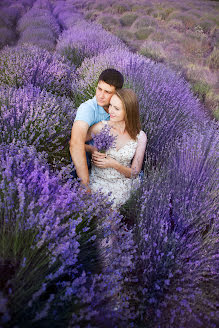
left=0, top=44, right=74, bottom=98
left=92, top=124, right=117, bottom=152
left=56, top=20, right=127, bottom=67
left=0, top=85, right=76, bottom=166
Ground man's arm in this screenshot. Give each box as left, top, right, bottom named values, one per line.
left=69, top=120, right=90, bottom=186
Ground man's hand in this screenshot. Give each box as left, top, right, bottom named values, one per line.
left=85, top=144, right=98, bottom=154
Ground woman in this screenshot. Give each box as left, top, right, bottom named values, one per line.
left=86, top=89, right=147, bottom=208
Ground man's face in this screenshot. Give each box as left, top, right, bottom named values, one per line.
left=95, top=80, right=116, bottom=111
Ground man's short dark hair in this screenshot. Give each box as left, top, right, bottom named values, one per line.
left=98, top=68, right=124, bottom=89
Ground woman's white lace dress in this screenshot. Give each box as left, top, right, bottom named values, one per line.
left=90, top=126, right=140, bottom=208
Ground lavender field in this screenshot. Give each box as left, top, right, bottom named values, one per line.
left=74, top=0, right=219, bottom=120
left=0, top=0, right=218, bottom=327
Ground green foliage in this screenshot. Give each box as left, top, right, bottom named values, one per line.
left=135, top=27, right=153, bottom=40
left=140, top=41, right=166, bottom=62
left=181, top=36, right=210, bottom=61
left=205, top=90, right=219, bottom=120
left=211, top=15, right=219, bottom=27
left=133, top=15, right=158, bottom=29
left=152, top=6, right=175, bottom=21
left=145, top=6, right=154, bottom=15
left=214, top=28, right=219, bottom=47
left=131, top=4, right=143, bottom=12
left=120, top=13, right=138, bottom=27
left=213, top=106, right=219, bottom=120
left=191, top=80, right=211, bottom=102
left=113, top=4, right=129, bottom=14
left=94, top=3, right=105, bottom=11
left=61, top=45, right=83, bottom=67
left=169, top=13, right=198, bottom=30
left=0, top=217, right=58, bottom=326
left=148, top=30, right=166, bottom=42
left=115, top=30, right=134, bottom=43
left=98, top=15, right=119, bottom=31
left=199, top=19, right=216, bottom=34
left=166, top=18, right=184, bottom=31
left=85, top=11, right=98, bottom=21
left=207, top=48, right=219, bottom=69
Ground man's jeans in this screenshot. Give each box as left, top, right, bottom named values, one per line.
left=70, top=140, right=93, bottom=179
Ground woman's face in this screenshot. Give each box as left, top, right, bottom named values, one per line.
left=108, top=95, right=125, bottom=123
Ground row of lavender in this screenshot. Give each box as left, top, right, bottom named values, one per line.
left=17, top=0, right=61, bottom=51
left=0, top=0, right=218, bottom=327
left=0, top=0, right=35, bottom=49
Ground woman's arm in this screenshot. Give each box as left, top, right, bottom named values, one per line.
left=131, top=131, right=147, bottom=174
left=92, top=131, right=147, bottom=178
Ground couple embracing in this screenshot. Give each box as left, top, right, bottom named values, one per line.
left=69, top=69, right=147, bottom=209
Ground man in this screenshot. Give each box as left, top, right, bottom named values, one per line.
left=69, top=68, right=124, bottom=188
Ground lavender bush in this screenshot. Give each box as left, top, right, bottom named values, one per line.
left=0, top=142, right=82, bottom=326
left=18, top=27, right=57, bottom=49
left=0, top=27, right=16, bottom=49
left=0, top=142, right=137, bottom=327
left=53, top=1, right=83, bottom=30
left=69, top=212, right=138, bottom=327
left=56, top=11, right=83, bottom=30
left=120, top=124, right=219, bottom=327
left=0, top=44, right=74, bottom=98
left=0, top=85, right=76, bottom=166
left=0, top=6, right=18, bottom=29
left=17, top=8, right=61, bottom=39
left=32, top=0, right=53, bottom=11
left=0, top=3, right=23, bottom=49
left=140, top=40, right=167, bottom=62
left=17, top=1, right=61, bottom=52
left=56, top=20, right=127, bottom=67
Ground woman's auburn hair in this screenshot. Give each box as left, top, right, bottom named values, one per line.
left=115, top=88, right=141, bottom=140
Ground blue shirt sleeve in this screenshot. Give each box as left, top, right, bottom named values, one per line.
left=74, top=103, right=95, bottom=127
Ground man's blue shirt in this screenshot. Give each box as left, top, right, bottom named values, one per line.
left=74, top=96, right=110, bottom=126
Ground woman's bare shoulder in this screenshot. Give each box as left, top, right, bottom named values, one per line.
left=89, top=121, right=104, bottom=135
left=138, top=130, right=147, bottom=142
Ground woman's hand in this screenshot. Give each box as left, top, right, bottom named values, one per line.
left=92, top=152, right=116, bottom=169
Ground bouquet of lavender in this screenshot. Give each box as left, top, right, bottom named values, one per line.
left=92, top=124, right=116, bottom=153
